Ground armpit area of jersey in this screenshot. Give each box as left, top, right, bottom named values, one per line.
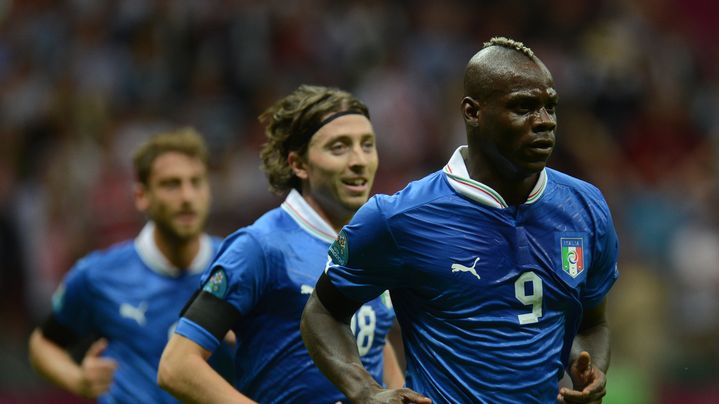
left=315, top=272, right=364, bottom=324
left=183, top=291, right=240, bottom=342
left=40, top=314, right=81, bottom=348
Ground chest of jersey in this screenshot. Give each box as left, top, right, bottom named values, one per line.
left=250, top=232, right=394, bottom=357
left=91, top=264, right=201, bottom=357
left=392, top=197, right=594, bottom=325
left=227, top=220, right=394, bottom=398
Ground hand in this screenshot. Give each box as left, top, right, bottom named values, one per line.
left=76, top=338, right=118, bottom=398
left=362, top=388, right=432, bottom=404
left=557, top=351, right=606, bottom=404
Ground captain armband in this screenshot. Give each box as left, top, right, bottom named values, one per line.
left=182, top=291, right=241, bottom=343
left=39, top=315, right=81, bottom=348
left=314, top=272, right=364, bottom=325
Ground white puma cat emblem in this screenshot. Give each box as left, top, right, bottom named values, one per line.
left=451, top=257, right=481, bottom=280
left=300, top=284, right=314, bottom=295
left=120, top=302, right=147, bottom=326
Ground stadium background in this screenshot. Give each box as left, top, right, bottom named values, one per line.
left=0, top=0, right=718, bottom=402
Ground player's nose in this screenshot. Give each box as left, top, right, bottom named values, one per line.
left=533, top=107, right=556, bottom=133
left=348, top=143, right=370, bottom=168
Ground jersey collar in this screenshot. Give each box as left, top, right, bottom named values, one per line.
left=443, top=145, right=548, bottom=208
left=135, top=221, right=214, bottom=277
left=281, top=189, right=337, bottom=243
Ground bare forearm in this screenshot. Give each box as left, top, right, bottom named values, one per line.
left=28, top=329, right=83, bottom=394
left=158, top=336, right=254, bottom=404
left=571, top=321, right=610, bottom=373
left=301, top=295, right=381, bottom=401
left=158, top=355, right=244, bottom=403
left=382, top=343, right=405, bottom=389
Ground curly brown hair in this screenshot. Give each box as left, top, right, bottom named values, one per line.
left=258, top=84, right=369, bottom=195
left=132, top=127, right=209, bottom=185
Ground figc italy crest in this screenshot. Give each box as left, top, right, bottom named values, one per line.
left=561, top=238, right=584, bottom=278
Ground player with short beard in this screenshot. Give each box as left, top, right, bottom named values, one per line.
left=28, top=128, right=227, bottom=403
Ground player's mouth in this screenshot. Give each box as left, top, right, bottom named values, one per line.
left=175, top=211, right=198, bottom=225
left=525, top=138, right=554, bottom=158
left=341, top=177, right=369, bottom=194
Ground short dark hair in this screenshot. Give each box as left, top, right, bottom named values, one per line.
left=132, top=127, right=209, bottom=185
left=258, top=84, right=369, bottom=195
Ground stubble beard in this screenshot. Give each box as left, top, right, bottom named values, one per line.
left=154, top=214, right=205, bottom=245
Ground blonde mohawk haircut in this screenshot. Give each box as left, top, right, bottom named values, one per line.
left=482, top=36, right=535, bottom=59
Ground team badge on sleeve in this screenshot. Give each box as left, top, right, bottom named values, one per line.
left=561, top=238, right=584, bottom=278
left=51, top=283, right=66, bottom=312
left=380, top=290, right=393, bottom=309
left=329, top=230, right=349, bottom=266
left=203, top=268, right=229, bottom=298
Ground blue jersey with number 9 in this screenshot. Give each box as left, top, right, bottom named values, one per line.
left=325, top=147, right=619, bottom=404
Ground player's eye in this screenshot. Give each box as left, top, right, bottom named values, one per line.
left=545, top=101, right=557, bottom=114
left=191, top=177, right=205, bottom=188
left=161, top=179, right=181, bottom=189
left=361, top=139, right=375, bottom=152
left=329, top=142, right=349, bottom=155
left=513, top=100, right=536, bottom=114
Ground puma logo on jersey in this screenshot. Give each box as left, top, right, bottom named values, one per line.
left=451, top=257, right=481, bottom=280
left=120, top=302, right=147, bottom=326
left=300, top=284, right=314, bottom=295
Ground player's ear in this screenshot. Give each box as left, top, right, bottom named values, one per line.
left=134, top=182, right=150, bottom=212
left=461, top=96, right=481, bottom=126
left=288, top=151, right=309, bottom=180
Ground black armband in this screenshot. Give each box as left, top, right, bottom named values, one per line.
left=40, top=315, right=81, bottom=348
left=179, top=288, right=202, bottom=317
left=182, top=291, right=240, bottom=342
left=314, top=272, right=364, bottom=325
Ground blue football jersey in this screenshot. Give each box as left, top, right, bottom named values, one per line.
left=175, top=190, right=395, bottom=403
left=325, top=146, right=619, bottom=403
left=50, top=222, right=221, bottom=404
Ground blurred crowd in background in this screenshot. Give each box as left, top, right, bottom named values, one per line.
left=0, top=0, right=718, bottom=402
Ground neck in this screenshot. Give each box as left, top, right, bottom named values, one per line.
left=302, top=194, right=352, bottom=232
left=466, top=148, right=540, bottom=206
left=153, top=227, right=200, bottom=271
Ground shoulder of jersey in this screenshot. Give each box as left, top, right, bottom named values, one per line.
left=209, top=235, right=223, bottom=247
left=214, top=208, right=284, bottom=255
left=546, top=168, right=594, bottom=191
left=373, top=170, right=452, bottom=217
left=75, top=239, right=137, bottom=276
left=248, top=207, right=287, bottom=237
left=545, top=168, right=609, bottom=211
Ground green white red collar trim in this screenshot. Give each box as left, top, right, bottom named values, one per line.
left=281, top=189, right=337, bottom=243
left=443, top=146, right=548, bottom=208
left=135, top=221, right=213, bottom=277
